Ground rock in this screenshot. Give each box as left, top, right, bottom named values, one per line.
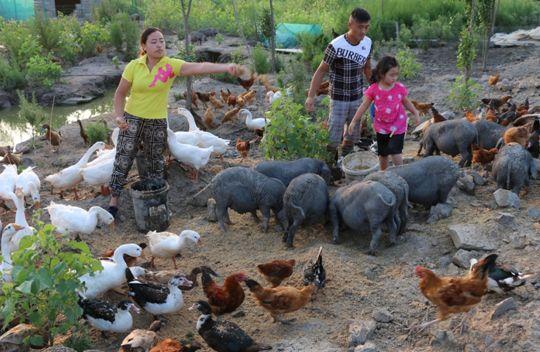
left=495, top=212, right=516, bottom=227
left=464, top=344, right=480, bottom=352
left=168, top=113, right=190, bottom=132
left=427, top=203, right=453, bottom=223
left=0, top=324, right=39, bottom=352
left=469, top=171, right=487, bottom=186
left=527, top=207, right=540, bottom=220
left=371, top=308, right=393, bottom=323
left=442, top=111, right=456, bottom=120
left=457, top=175, right=475, bottom=195
left=439, top=255, right=452, bottom=268
left=491, top=297, right=517, bottom=319
left=448, top=224, right=496, bottom=251
left=493, top=189, right=520, bottom=208
left=206, top=198, right=217, bottom=222
left=354, top=342, right=379, bottom=352
left=0, top=90, right=13, bottom=109
left=42, top=347, right=77, bottom=352
left=20, top=157, right=35, bottom=168
left=348, top=320, right=376, bottom=347
left=188, top=184, right=212, bottom=207
left=452, top=249, right=479, bottom=269
left=430, top=329, right=457, bottom=348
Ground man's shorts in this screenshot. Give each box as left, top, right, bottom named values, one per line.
left=328, top=98, right=362, bottom=146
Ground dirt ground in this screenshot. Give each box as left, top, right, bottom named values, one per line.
left=2, top=44, right=540, bottom=352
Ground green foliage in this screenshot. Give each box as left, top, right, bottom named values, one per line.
left=144, top=0, right=182, bottom=32
left=17, top=91, right=47, bottom=148
left=262, top=97, right=331, bottom=162
left=215, top=33, right=224, bottom=45
left=398, top=25, right=414, bottom=46
left=0, top=60, right=25, bottom=90
left=449, top=75, right=481, bottom=111
left=0, top=21, right=42, bottom=71
left=86, top=121, right=110, bottom=144
left=110, top=13, right=140, bottom=60
left=297, top=33, right=330, bottom=72
left=259, top=7, right=274, bottom=39
left=25, top=55, right=62, bottom=88
left=282, top=58, right=308, bottom=105
left=92, top=0, right=133, bottom=23
left=457, top=26, right=477, bottom=75
left=410, top=14, right=457, bottom=48
left=252, top=44, right=270, bottom=74
left=80, top=22, right=110, bottom=57
left=30, top=14, right=81, bottom=64
left=395, top=48, right=421, bottom=80
left=0, top=217, right=102, bottom=346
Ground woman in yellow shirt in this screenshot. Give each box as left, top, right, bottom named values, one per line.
left=109, top=27, right=243, bottom=218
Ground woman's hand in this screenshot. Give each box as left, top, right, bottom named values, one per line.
left=115, top=116, right=128, bottom=131
left=227, top=64, right=242, bottom=77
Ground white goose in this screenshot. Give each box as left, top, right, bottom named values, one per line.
left=44, top=141, right=106, bottom=199
left=81, top=128, right=120, bottom=191
left=146, top=230, right=201, bottom=268
left=176, top=108, right=230, bottom=154
left=0, top=223, right=24, bottom=282
left=166, top=128, right=213, bottom=181
left=15, top=167, right=41, bottom=207
left=46, top=201, right=114, bottom=235
left=240, top=109, right=267, bottom=131
left=8, top=190, right=35, bottom=250
left=79, top=243, right=143, bottom=298
left=0, top=164, right=17, bottom=203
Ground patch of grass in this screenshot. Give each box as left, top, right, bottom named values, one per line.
left=86, top=121, right=110, bottom=144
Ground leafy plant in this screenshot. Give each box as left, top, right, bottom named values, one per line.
left=110, top=13, right=140, bottom=60
left=86, top=121, right=109, bottom=144
left=252, top=44, right=270, bottom=74
left=80, top=21, right=110, bottom=57
left=449, top=75, right=481, bottom=111
left=262, top=97, right=331, bottom=162
left=92, top=0, right=133, bottom=23
left=0, top=217, right=102, bottom=347
left=0, top=21, right=42, bottom=71
left=25, top=55, right=62, bottom=88
left=17, top=91, right=47, bottom=149
left=215, top=33, right=224, bottom=45
left=283, top=58, right=308, bottom=105
left=395, top=48, right=421, bottom=79
left=0, top=60, right=25, bottom=90
left=297, top=32, right=330, bottom=72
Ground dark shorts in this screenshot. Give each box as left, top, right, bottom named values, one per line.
left=376, top=133, right=405, bottom=156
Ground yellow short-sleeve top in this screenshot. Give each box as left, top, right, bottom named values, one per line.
left=122, top=55, right=185, bottom=119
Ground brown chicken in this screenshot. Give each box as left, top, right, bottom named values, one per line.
left=464, top=111, right=479, bottom=123
left=259, top=74, right=279, bottom=93
left=100, top=243, right=147, bottom=267
left=485, top=102, right=498, bottom=122
left=2, top=146, right=20, bottom=166
left=317, top=80, right=330, bottom=96
left=199, top=267, right=247, bottom=315
left=503, top=126, right=529, bottom=147
left=245, top=279, right=317, bottom=323
left=481, top=95, right=512, bottom=110
left=237, top=72, right=256, bottom=91
left=222, top=107, right=241, bottom=124
left=190, top=92, right=199, bottom=109
left=239, top=90, right=257, bottom=104
left=257, top=259, right=295, bottom=287
left=220, top=88, right=231, bottom=104
left=516, top=97, right=529, bottom=117
left=472, top=145, right=498, bottom=166
left=414, top=254, right=497, bottom=331
left=227, top=94, right=238, bottom=107
left=77, top=119, right=89, bottom=145
left=195, top=91, right=212, bottom=103
left=236, top=137, right=250, bottom=158
left=412, top=100, right=434, bottom=116
left=431, top=106, right=446, bottom=123
left=42, top=124, right=62, bottom=148
left=488, top=73, right=500, bottom=86
left=149, top=338, right=201, bottom=352
left=209, top=93, right=224, bottom=109
left=204, top=107, right=217, bottom=129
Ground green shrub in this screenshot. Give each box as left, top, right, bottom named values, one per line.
left=86, top=121, right=110, bottom=144
left=395, top=48, right=421, bottom=80
left=0, top=21, right=42, bottom=70
left=0, top=217, right=102, bottom=347
left=398, top=24, right=414, bottom=46
left=298, top=32, right=330, bottom=72
left=449, top=75, right=481, bottom=112
left=80, top=22, right=110, bottom=57
left=17, top=91, right=47, bottom=148
left=110, top=13, right=140, bottom=60
left=29, top=14, right=81, bottom=64
left=215, top=33, right=224, bottom=45
left=252, top=44, right=270, bottom=74
left=25, top=55, right=62, bottom=88
left=283, top=58, right=308, bottom=105
left=262, top=97, right=331, bottom=162
left=0, top=60, right=25, bottom=90
left=92, top=0, right=133, bottom=23
left=143, top=0, right=182, bottom=32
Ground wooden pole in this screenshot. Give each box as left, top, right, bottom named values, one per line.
left=180, top=0, right=193, bottom=110
left=269, top=0, right=277, bottom=73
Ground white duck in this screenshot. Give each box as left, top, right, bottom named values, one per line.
left=0, top=223, right=24, bottom=282
left=265, top=90, right=282, bottom=105
left=81, top=129, right=120, bottom=193
left=46, top=201, right=114, bottom=235
left=8, top=190, right=35, bottom=250
left=15, top=167, right=41, bottom=207
left=166, top=128, right=213, bottom=181
left=0, top=164, right=17, bottom=203
left=146, top=230, right=201, bottom=268
left=45, top=141, right=106, bottom=199
left=240, top=109, right=267, bottom=131
left=79, top=243, right=143, bottom=298
left=176, top=108, right=230, bottom=154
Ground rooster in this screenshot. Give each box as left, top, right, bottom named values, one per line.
left=237, top=72, right=256, bottom=91
left=303, top=246, right=326, bottom=289
left=471, top=145, right=498, bottom=167
left=227, top=94, right=238, bottom=107
left=199, top=267, right=247, bottom=316
left=220, top=88, right=231, bottom=104
left=235, top=137, right=250, bottom=159
left=488, top=73, right=500, bottom=86
left=413, top=253, right=498, bottom=332
left=257, top=259, right=295, bottom=287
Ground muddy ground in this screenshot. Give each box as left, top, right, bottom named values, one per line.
left=2, top=44, right=540, bottom=352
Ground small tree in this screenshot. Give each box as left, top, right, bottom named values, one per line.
left=0, top=216, right=102, bottom=347
left=477, top=0, right=497, bottom=71
left=259, top=4, right=276, bottom=73
left=17, top=91, right=47, bottom=149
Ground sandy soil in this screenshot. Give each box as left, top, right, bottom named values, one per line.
left=2, top=44, right=540, bottom=352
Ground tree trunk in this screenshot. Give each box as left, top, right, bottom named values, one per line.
left=269, top=0, right=277, bottom=73
left=482, top=0, right=498, bottom=71
left=231, top=0, right=251, bottom=59
left=181, top=0, right=193, bottom=110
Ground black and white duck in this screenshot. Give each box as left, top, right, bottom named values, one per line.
left=189, top=300, right=271, bottom=352
left=470, top=258, right=533, bottom=293
left=78, top=296, right=139, bottom=334
left=125, top=268, right=193, bottom=319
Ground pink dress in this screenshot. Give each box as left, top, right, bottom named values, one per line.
left=364, top=82, right=409, bottom=135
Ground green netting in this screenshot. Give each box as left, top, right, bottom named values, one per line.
left=0, top=0, right=35, bottom=20
left=275, top=23, right=323, bottom=48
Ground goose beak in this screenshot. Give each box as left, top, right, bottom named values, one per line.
left=188, top=304, right=197, bottom=311
left=13, top=224, right=24, bottom=231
